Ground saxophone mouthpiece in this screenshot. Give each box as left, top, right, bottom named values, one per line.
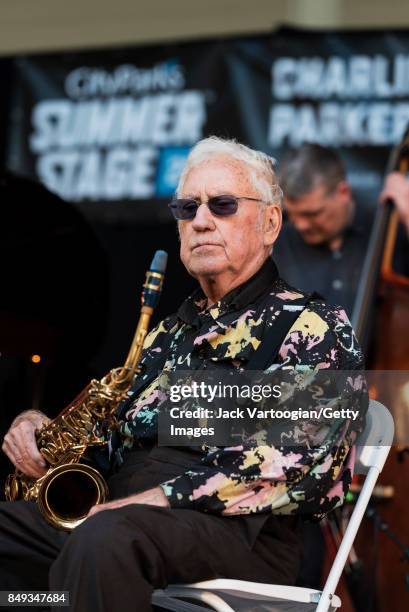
left=150, top=250, right=168, bottom=274
left=142, top=250, right=168, bottom=308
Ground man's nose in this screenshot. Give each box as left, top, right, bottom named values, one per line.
left=292, top=216, right=311, bottom=233
left=191, top=202, right=216, bottom=231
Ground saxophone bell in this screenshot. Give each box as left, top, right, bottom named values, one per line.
left=38, top=463, right=108, bottom=530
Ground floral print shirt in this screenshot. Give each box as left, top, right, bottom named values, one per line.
left=115, top=259, right=367, bottom=519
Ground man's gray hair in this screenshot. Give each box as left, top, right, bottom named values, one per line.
left=176, top=136, right=283, bottom=207
left=279, top=144, right=346, bottom=200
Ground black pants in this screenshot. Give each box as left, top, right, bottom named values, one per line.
left=0, top=447, right=301, bottom=611
left=0, top=499, right=302, bottom=612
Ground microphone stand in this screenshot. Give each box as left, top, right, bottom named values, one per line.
left=365, top=505, right=409, bottom=591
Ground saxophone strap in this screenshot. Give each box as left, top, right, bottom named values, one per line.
left=245, top=291, right=322, bottom=370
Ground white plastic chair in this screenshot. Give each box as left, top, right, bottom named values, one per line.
left=153, top=400, right=394, bottom=612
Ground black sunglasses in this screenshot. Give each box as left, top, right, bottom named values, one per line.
left=168, top=195, right=265, bottom=220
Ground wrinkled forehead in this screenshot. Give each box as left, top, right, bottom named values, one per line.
left=180, top=156, right=257, bottom=196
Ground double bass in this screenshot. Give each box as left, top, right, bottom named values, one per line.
left=350, top=128, right=409, bottom=611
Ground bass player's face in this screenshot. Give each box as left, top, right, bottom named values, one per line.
left=284, top=181, right=352, bottom=246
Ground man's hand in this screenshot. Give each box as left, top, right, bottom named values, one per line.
left=380, top=172, right=409, bottom=233
left=87, top=487, right=170, bottom=518
left=2, top=410, right=50, bottom=478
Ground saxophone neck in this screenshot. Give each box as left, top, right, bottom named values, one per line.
left=123, top=251, right=167, bottom=372
left=123, top=305, right=153, bottom=371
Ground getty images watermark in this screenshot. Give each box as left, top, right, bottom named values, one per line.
left=157, top=370, right=368, bottom=446
left=168, top=382, right=360, bottom=422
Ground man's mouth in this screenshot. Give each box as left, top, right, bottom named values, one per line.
left=192, top=243, right=221, bottom=250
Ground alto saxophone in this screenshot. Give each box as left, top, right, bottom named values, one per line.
left=5, top=251, right=167, bottom=530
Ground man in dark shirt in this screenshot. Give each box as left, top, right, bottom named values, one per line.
left=0, top=137, right=366, bottom=612
left=274, top=144, right=409, bottom=316
left=274, top=143, right=409, bottom=591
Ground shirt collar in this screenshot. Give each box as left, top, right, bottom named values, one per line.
left=344, top=200, right=368, bottom=236
left=177, top=258, right=279, bottom=326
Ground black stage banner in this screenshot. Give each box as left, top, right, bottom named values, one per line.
left=6, top=28, right=409, bottom=222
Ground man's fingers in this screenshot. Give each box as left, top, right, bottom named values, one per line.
left=1, top=411, right=51, bottom=479
left=11, top=423, right=46, bottom=465
left=87, top=506, right=99, bottom=517
left=87, top=504, right=108, bottom=517
left=86, top=493, right=161, bottom=520
left=1, top=436, right=42, bottom=477
left=11, top=410, right=50, bottom=431
left=2, top=436, right=18, bottom=465
left=4, top=426, right=47, bottom=478
left=379, top=189, right=388, bottom=204
left=87, top=500, right=124, bottom=518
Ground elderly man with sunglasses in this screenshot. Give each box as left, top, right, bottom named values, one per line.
left=0, top=136, right=366, bottom=612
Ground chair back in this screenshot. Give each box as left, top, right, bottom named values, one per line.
left=355, top=399, right=394, bottom=474
left=316, top=399, right=394, bottom=612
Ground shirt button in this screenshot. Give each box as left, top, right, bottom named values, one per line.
left=332, top=279, right=343, bottom=290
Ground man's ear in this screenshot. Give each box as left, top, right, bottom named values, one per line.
left=264, top=204, right=282, bottom=248
left=335, top=180, right=352, bottom=203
